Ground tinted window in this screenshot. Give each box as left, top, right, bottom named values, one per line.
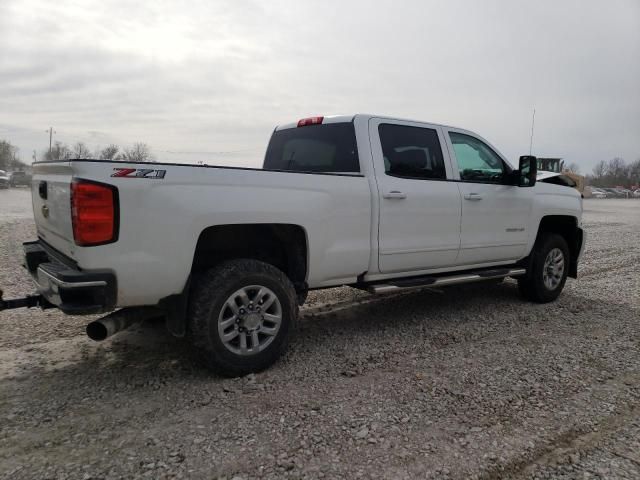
left=263, top=123, right=359, bottom=173
left=378, top=124, right=446, bottom=180
left=449, top=132, right=508, bottom=183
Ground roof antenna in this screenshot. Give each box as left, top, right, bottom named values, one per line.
left=529, top=108, right=536, bottom=155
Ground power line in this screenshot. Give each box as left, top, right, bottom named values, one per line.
left=46, top=127, right=56, bottom=154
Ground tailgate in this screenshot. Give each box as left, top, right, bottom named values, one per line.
left=31, top=162, right=76, bottom=259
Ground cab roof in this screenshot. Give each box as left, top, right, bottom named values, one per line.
left=274, top=114, right=465, bottom=132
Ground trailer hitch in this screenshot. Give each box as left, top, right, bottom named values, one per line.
left=0, top=288, right=53, bottom=312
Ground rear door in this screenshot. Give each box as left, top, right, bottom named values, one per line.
left=369, top=118, right=461, bottom=274
left=443, top=128, right=533, bottom=265
left=30, top=162, right=76, bottom=258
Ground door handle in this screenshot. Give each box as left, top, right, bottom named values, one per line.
left=464, top=193, right=483, bottom=201
left=383, top=191, right=407, bottom=199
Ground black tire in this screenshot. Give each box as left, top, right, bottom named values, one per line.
left=518, top=233, right=570, bottom=303
left=188, top=259, right=297, bottom=377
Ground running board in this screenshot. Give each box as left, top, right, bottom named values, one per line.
left=367, top=268, right=526, bottom=294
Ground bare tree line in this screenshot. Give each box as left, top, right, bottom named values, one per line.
left=587, top=157, right=640, bottom=188
left=44, top=142, right=155, bottom=162
left=2, top=138, right=156, bottom=167
left=3, top=136, right=639, bottom=188
left=0, top=140, right=28, bottom=171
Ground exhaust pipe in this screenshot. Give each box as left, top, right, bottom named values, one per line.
left=86, top=307, right=162, bottom=341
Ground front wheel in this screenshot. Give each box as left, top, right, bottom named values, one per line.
left=518, top=233, right=570, bottom=303
left=188, top=259, right=298, bottom=377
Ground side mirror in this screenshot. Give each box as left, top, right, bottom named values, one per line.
left=518, top=155, right=537, bottom=187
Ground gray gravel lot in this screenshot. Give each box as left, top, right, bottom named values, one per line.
left=1, top=188, right=639, bottom=479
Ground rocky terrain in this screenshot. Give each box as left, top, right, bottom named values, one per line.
left=1, top=188, right=639, bottom=479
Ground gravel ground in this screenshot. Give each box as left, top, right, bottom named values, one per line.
left=1, top=188, right=639, bottom=479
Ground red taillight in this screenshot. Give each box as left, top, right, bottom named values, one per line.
left=297, top=116, right=324, bottom=127
left=71, top=180, right=118, bottom=246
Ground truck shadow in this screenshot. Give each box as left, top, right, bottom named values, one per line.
left=2, top=279, right=638, bottom=452
left=2, top=279, right=633, bottom=390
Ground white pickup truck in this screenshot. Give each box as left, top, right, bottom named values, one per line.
left=3, top=114, right=585, bottom=376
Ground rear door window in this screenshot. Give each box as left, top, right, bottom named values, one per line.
left=264, top=123, right=359, bottom=173
left=378, top=124, right=447, bottom=180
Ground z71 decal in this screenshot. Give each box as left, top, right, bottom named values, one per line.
left=111, top=168, right=166, bottom=179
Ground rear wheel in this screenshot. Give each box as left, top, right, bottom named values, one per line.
left=188, top=259, right=297, bottom=376
left=518, top=233, right=569, bottom=303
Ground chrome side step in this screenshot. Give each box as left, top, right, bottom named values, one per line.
left=368, top=268, right=526, bottom=295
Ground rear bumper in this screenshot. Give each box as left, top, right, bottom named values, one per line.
left=23, top=240, right=117, bottom=315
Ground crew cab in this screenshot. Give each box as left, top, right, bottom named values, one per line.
left=3, top=114, right=585, bottom=376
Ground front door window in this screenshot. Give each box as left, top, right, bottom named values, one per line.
left=449, top=132, right=508, bottom=183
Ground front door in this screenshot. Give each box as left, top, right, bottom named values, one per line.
left=370, top=119, right=462, bottom=274
left=444, top=129, right=533, bottom=265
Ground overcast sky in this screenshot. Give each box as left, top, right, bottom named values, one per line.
left=1, top=0, right=638, bottom=172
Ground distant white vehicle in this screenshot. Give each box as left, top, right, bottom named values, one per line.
left=590, top=188, right=608, bottom=199
left=633, top=189, right=640, bottom=198
left=3, top=114, right=586, bottom=376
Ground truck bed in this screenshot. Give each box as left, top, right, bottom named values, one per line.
left=31, top=160, right=373, bottom=306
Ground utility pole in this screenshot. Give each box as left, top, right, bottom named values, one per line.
left=46, top=127, right=56, bottom=154
left=529, top=108, right=536, bottom=155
